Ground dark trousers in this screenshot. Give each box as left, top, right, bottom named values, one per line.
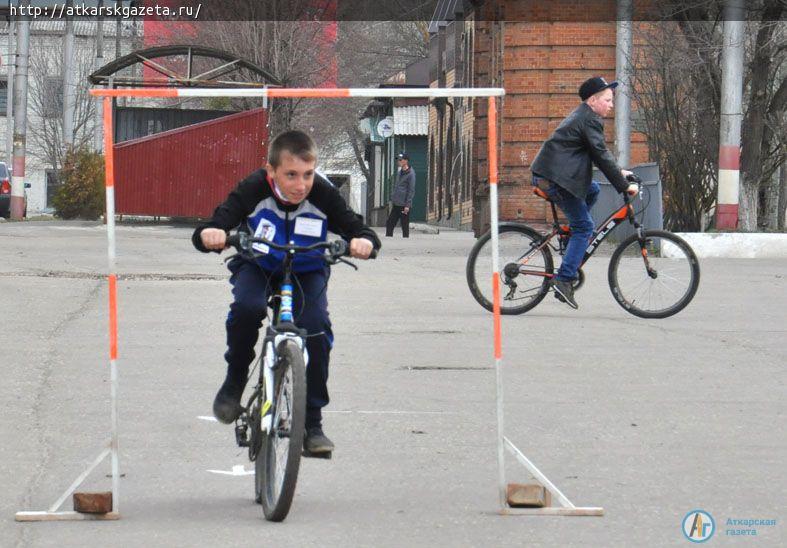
left=385, top=205, right=410, bottom=237
left=224, top=258, right=332, bottom=428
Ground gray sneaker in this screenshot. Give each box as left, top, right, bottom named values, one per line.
left=552, top=279, right=578, bottom=309
left=304, top=426, right=334, bottom=454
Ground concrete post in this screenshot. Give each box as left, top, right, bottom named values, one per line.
left=716, top=0, right=745, bottom=230
left=10, top=15, right=30, bottom=220
left=94, top=2, right=105, bottom=152
left=6, top=20, right=14, bottom=165
left=63, top=0, right=75, bottom=149
left=614, top=0, right=633, bottom=168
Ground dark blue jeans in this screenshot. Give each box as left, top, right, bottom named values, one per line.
left=532, top=177, right=600, bottom=282
left=225, top=258, right=333, bottom=429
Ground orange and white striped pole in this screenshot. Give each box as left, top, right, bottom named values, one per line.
left=87, top=86, right=506, bottom=515
left=89, top=87, right=505, bottom=99
left=488, top=96, right=506, bottom=509
left=102, top=97, right=120, bottom=512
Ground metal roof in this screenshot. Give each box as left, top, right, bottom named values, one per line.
left=1, top=20, right=128, bottom=37
left=394, top=105, right=428, bottom=136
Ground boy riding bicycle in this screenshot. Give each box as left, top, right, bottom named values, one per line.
left=531, top=76, right=638, bottom=309
left=192, top=130, right=380, bottom=455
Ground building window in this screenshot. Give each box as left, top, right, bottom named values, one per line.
left=0, top=77, right=8, bottom=114
left=43, top=77, right=63, bottom=118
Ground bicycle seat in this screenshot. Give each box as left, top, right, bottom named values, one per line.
left=532, top=186, right=554, bottom=202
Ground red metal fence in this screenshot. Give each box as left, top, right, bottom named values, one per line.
left=113, top=107, right=268, bottom=218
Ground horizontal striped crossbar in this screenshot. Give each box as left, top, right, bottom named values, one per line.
left=89, top=87, right=505, bottom=98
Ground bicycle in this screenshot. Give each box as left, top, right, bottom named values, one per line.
left=466, top=175, right=700, bottom=318
left=224, top=232, right=362, bottom=521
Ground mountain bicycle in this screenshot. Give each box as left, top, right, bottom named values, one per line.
left=466, top=176, right=700, bottom=318
left=225, top=232, right=362, bottom=522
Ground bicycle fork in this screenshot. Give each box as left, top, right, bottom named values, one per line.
left=260, top=333, right=309, bottom=435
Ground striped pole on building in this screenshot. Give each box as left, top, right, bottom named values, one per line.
left=716, top=0, right=745, bottom=230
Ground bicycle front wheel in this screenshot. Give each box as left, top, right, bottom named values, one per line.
left=466, top=224, right=554, bottom=315
left=608, top=230, right=700, bottom=318
left=256, top=339, right=307, bottom=522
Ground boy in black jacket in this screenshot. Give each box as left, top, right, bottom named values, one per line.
left=193, top=130, right=380, bottom=454
left=531, top=76, right=638, bottom=309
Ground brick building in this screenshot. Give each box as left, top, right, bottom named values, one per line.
left=427, top=0, right=651, bottom=234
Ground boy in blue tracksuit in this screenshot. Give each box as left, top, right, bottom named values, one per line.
left=192, top=130, right=380, bottom=454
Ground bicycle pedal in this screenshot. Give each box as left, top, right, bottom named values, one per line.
left=302, top=449, right=332, bottom=460
left=553, top=291, right=566, bottom=303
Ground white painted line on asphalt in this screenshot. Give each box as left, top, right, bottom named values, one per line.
left=197, top=415, right=218, bottom=422
left=207, top=464, right=254, bottom=476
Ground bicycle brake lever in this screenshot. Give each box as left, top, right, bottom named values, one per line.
left=223, top=252, right=240, bottom=264
left=336, top=256, right=358, bottom=270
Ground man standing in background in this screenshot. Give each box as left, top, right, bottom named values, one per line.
left=385, top=153, right=416, bottom=238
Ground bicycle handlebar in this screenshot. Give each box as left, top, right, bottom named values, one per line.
left=225, top=232, right=377, bottom=266
left=626, top=174, right=643, bottom=184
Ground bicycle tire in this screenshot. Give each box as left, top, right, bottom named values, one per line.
left=466, top=223, right=554, bottom=315
left=608, top=229, right=700, bottom=319
left=256, top=339, right=307, bottom=521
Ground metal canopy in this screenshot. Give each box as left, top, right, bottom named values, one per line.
left=88, top=45, right=282, bottom=88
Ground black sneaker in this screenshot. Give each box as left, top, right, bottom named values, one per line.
left=213, top=377, right=245, bottom=424
left=304, top=426, right=334, bottom=454
left=552, top=279, right=579, bottom=309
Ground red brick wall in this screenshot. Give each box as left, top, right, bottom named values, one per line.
left=429, top=1, right=655, bottom=232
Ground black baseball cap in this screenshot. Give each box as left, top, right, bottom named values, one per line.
left=579, top=76, right=618, bottom=101
left=397, top=152, right=409, bottom=160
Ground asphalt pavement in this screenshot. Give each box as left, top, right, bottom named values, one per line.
left=1, top=221, right=785, bottom=547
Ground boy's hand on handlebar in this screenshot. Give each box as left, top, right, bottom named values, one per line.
left=349, top=237, right=374, bottom=259
left=201, top=228, right=227, bottom=250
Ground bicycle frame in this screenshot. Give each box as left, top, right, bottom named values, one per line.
left=258, top=250, right=308, bottom=435
left=516, top=195, right=638, bottom=277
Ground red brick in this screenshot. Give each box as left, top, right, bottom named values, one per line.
left=505, top=94, right=550, bottom=118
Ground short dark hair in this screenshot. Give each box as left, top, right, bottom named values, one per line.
left=268, top=130, right=317, bottom=168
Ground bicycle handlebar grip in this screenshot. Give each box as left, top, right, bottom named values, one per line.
left=330, top=239, right=348, bottom=256
left=369, top=249, right=378, bottom=260
left=226, top=233, right=240, bottom=248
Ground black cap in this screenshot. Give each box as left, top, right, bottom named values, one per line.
left=578, top=76, right=618, bottom=101
left=397, top=153, right=409, bottom=160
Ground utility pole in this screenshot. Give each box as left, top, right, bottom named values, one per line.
left=62, top=0, right=75, bottom=149
left=614, top=0, right=633, bottom=168
left=115, top=0, right=122, bottom=59
left=716, top=0, right=745, bottom=230
left=94, top=1, right=104, bottom=152
left=6, top=19, right=14, bottom=165
left=10, top=11, right=30, bottom=220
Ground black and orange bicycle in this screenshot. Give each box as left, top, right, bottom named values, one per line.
left=466, top=176, right=700, bottom=318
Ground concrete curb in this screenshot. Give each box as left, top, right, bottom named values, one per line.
left=673, top=232, right=787, bottom=258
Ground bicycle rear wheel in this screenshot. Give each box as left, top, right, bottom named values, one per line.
left=608, top=230, right=700, bottom=318
left=256, top=339, right=306, bottom=522
left=466, top=224, right=553, bottom=315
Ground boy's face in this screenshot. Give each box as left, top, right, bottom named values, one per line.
left=266, top=151, right=316, bottom=204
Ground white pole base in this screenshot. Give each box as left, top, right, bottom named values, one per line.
left=15, top=511, right=120, bottom=522
left=501, top=507, right=605, bottom=517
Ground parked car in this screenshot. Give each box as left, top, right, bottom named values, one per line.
left=0, top=162, right=28, bottom=218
